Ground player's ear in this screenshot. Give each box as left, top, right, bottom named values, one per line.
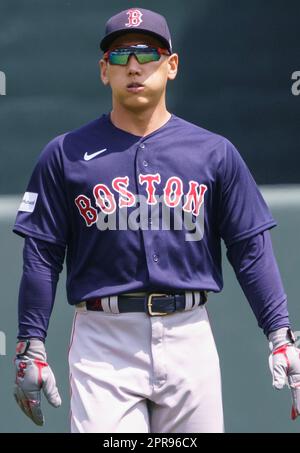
left=99, top=59, right=110, bottom=86
left=167, top=53, right=179, bottom=81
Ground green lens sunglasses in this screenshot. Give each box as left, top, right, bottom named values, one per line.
left=104, top=44, right=170, bottom=66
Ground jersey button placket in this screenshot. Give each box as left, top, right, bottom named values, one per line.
left=137, top=142, right=149, bottom=173
left=153, top=253, right=159, bottom=263
left=135, top=141, right=161, bottom=282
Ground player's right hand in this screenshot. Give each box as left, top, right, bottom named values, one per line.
left=14, top=339, right=61, bottom=426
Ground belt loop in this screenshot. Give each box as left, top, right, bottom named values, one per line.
left=110, top=296, right=119, bottom=314
left=75, top=301, right=87, bottom=313
left=101, top=297, right=111, bottom=313
left=193, top=291, right=201, bottom=307
left=203, top=290, right=208, bottom=304
left=185, top=291, right=193, bottom=311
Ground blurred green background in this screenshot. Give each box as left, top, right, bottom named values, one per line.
left=0, top=0, right=299, bottom=433
left=1, top=0, right=300, bottom=190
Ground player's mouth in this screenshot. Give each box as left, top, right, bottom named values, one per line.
left=126, top=82, right=145, bottom=93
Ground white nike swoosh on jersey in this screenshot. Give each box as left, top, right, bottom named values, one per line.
left=84, top=148, right=107, bottom=161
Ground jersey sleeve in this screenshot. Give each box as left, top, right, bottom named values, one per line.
left=217, top=140, right=277, bottom=246
left=18, top=236, right=65, bottom=341
left=226, top=230, right=290, bottom=336
left=13, top=136, right=70, bottom=246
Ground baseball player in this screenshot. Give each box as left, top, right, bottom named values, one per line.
left=13, top=8, right=300, bottom=433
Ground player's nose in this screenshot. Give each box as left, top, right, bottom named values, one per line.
left=126, top=54, right=142, bottom=75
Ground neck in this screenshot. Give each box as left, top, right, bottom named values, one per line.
left=110, top=102, right=171, bottom=137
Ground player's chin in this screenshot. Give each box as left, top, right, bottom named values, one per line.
left=122, top=95, right=152, bottom=109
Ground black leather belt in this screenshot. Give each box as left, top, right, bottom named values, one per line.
left=85, top=291, right=207, bottom=316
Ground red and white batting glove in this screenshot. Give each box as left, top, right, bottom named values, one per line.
left=14, top=339, right=61, bottom=426
left=268, top=328, right=300, bottom=420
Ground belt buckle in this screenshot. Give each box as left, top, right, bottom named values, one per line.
left=147, top=293, right=169, bottom=316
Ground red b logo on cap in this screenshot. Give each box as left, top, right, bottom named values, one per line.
left=125, top=9, right=143, bottom=27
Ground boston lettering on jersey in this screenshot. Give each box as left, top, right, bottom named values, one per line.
left=74, top=174, right=208, bottom=227
left=13, top=114, right=276, bottom=303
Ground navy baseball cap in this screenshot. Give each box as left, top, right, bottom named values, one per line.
left=100, top=8, right=173, bottom=53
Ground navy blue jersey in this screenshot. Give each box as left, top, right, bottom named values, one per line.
left=13, top=113, right=276, bottom=304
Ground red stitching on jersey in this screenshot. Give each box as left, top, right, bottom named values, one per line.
left=163, top=176, right=184, bottom=208
left=112, top=176, right=136, bottom=208
left=182, top=182, right=208, bottom=216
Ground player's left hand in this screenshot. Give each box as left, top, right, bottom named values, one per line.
left=269, top=328, right=300, bottom=420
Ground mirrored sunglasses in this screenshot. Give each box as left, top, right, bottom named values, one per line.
left=104, top=44, right=170, bottom=65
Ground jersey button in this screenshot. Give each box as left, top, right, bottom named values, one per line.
left=153, top=254, right=159, bottom=263
left=143, top=160, right=149, bottom=167
left=140, top=143, right=146, bottom=149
